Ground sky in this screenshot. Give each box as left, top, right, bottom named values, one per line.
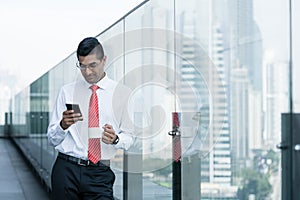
left=0, top=0, right=145, bottom=93
left=254, top=0, right=300, bottom=109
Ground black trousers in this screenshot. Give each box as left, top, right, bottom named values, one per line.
left=51, top=156, right=115, bottom=200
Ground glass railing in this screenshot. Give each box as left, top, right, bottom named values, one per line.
left=10, top=0, right=293, bottom=199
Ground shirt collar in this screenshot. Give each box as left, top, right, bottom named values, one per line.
left=83, top=73, right=109, bottom=90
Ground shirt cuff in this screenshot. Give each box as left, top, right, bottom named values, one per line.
left=56, top=123, right=69, bottom=135
left=114, top=132, right=133, bottom=150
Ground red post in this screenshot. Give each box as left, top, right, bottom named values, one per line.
left=169, top=112, right=181, bottom=200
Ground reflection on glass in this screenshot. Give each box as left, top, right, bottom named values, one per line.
left=124, top=0, right=175, bottom=198
left=9, top=0, right=292, bottom=199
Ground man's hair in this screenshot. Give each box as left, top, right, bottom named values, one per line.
left=76, top=37, right=104, bottom=61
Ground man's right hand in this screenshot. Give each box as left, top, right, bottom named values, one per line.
left=60, top=110, right=83, bottom=130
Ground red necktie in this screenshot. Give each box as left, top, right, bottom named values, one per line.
left=88, top=85, right=101, bottom=164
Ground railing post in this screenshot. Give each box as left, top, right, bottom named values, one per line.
left=169, top=112, right=182, bottom=200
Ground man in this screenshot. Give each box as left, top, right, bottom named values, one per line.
left=47, top=37, right=134, bottom=200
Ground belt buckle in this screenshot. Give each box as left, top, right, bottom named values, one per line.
left=77, top=159, right=89, bottom=166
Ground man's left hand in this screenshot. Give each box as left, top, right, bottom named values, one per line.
left=102, top=124, right=117, bottom=144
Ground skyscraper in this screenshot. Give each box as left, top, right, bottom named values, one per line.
left=230, top=66, right=250, bottom=184
left=228, top=0, right=263, bottom=185
left=263, top=59, right=289, bottom=147
left=178, top=6, right=231, bottom=185
left=210, top=23, right=231, bottom=185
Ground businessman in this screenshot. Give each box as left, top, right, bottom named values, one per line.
left=47, top=37, right=134, bottom=200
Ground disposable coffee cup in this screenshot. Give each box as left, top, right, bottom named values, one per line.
left=88, top=127, right=104, bottom=138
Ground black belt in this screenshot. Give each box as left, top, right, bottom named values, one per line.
left=58, top=152, right=110, bottom=167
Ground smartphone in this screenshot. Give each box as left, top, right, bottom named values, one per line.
left=66, top=103, right=82, bottom=115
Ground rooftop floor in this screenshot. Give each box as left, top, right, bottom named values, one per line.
left=0, top=138, right=50, bottom=200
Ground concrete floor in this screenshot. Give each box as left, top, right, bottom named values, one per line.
left=0, top=138, right=50, bottom=200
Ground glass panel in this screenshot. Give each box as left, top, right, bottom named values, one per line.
left=63, top=53, right=83, bottom=84
left=98, top=20, right=124, bottom=82
left=254, top=1, right=289, bottom=199
left=175, top=0, right=290, bottom=199
left=124, top=0, right=174, bottom=199
left=98, top=20, right=125, bottom=199
left=175, top=0, right=220, bottom=199
left=12, top=86, right=30, bottom=136
left=49, top=63, right=64, bottom=118
left=293, top=0, right=300, bottom=112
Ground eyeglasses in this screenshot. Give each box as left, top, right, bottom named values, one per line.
left=76, top=61, right=101, bottom=70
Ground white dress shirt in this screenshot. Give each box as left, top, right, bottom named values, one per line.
left=47, top=75, right=134, bottom=160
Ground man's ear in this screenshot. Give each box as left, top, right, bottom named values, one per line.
left=102, top=55, right=107, bottom=64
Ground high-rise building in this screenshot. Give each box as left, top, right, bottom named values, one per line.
left=228, top=0, right=262, bottom=91
left=178, top=8, right=231, bottom=185
left=248, top=90, right=263, bottom=153
left=263, top=59, right=289, bottom=147
left=209, top=24, right=231, bottom=185
left=230, top=66, right=250, bottom=184
left=228, top=0, right=263, bottom=185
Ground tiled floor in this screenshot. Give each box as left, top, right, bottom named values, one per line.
left=0, top=138, right=50, bottom=200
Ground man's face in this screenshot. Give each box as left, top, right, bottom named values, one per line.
left=78, top=53, right=106, bottom=84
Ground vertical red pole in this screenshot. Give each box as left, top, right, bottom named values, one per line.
left=170, top=112, right=181, bottom=200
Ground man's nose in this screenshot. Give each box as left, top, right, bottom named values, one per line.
left=84, top=67, right=93, bottom=74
